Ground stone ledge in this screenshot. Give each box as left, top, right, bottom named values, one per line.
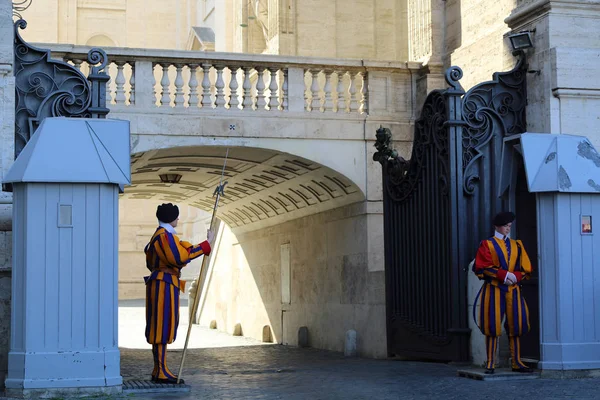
left=122, top=379, right=191, bottom=394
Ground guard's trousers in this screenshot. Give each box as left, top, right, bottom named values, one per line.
left=474, top=283, right=530, bottom=369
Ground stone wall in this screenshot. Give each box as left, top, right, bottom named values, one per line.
left=0, top=0, right=14, bottom=387
left=198, top=201, right=387, bottom=358
left=19, top=0, right=198, bottom=50
left=19, top=0, right=409, bottom=62
left=445, top=0, right=517, bottom=91
left=506, top=0, right=600, bottom=147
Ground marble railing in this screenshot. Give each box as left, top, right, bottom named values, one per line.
left=45, top=45, right=382, bottom=114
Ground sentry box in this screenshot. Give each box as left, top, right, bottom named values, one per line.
left=500, top=132, right=600, bottom=373
left=2, top=117, right=130, bottom=395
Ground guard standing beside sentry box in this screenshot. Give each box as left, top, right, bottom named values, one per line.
left=144, top=203, right=214, bottom=384
left=472, top=211, right=534, bottom=374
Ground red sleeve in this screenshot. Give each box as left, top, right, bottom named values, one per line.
left=513, top=271, right=523, bottom=282
left=474, top=240, right=507, bottom=283
left=199, top=240, right=211, bottom=256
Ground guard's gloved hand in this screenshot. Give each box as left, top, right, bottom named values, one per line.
left=505, top=271, right=517, bottom=285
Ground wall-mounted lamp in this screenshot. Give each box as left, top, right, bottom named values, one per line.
left=159, top=173, right=182, bottom=184
left=508, top=30, right=535, bottom=51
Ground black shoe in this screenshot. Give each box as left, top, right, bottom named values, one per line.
left=151, top=376, right=156, bottom=382
left=512, top=367, right=533, bottom=373
left=155, top=377, right=185, bottom=384
left=484, top=368, right=494, bottom=374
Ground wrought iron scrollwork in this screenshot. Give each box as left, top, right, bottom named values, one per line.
left=13, top=19, right=109, bottom=159
left=12, top=0, right=33, bottom=19
left=461, top=50, right=528, bottom=195
left=374, top=89, right=449, bottom=203
left=445, top=66, right=464, bottom=92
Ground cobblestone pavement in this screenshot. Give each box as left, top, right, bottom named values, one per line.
left=4, top=303, right=599, bottom=400
left=120, top=344, right=600, bottom=400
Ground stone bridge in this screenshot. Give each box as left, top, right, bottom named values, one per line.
left=49, top=44, right=421, bottom=233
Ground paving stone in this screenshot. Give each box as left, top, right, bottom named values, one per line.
left=116, top=344, right=600, bottom=400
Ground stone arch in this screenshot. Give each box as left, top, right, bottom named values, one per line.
left=125, top=145, right=366, bottom=233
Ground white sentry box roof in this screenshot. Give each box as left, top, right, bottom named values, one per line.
left=501, top=132, right=600, bottom=193
left=4, top=117, right=131, bottom=186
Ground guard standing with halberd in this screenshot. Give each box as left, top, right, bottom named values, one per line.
left=472, top=211, right=534, bottom=374
left=144, top=203, right=213, bottom=384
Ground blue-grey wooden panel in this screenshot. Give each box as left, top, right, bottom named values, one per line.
left=538, top=194, right=558, bottom=344
left=84, top=184, right=101, bottom=349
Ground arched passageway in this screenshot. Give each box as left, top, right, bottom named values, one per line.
left=117, top=145, right=387, bottom=360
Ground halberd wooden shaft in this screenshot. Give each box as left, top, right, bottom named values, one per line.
left=177, top=149, right=228, bottom=384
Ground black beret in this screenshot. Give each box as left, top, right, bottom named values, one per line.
left=493, top=211, right=515, bottom=227
left=156, top=203, right=179, bottom=223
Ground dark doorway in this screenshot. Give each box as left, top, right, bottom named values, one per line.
left=514, top=159, right=540, bottom=361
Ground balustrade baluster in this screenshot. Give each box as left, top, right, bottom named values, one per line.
left=268, top=67, right=279, bottom=110
left=348, top=72, right=358, bottom=113
left=114, top=61, right=127, bottom=105
left=310, top=69, right=322, bottom=112
left=188, top=64, right=199, bottom=108
left=304, top=71, right=310, bottom=111
left=228, top=66, right=240, bottom=109
left=282, top=69, right=288, bottom=111
left=160, top=63, right=171, bottom=107
left=72, top=59, right=83, bottom=70
left=242, top=66, right=254, bottom=110
left=359, top=72, right=367, bottom=114
left=174, top=64, right=185, bottom=107
left=256, top=67, right=267, bottom=110
left=335, top=70, right=346, bottom=113
left=323, top=70, right=334, bottom=112
left=215, top=65, right=226, bottom=108
left=201, top=63, right=213, bottom=108
left=128, top=62, right=135, bottom=105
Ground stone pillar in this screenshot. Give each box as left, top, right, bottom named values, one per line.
left=407, top=0, right=447, bottom=111
left=506, top=0, right=600, bottom=143
left=0, top=0, right=15, bottom=388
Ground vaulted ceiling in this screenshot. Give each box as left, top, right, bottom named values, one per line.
left=122, top=146, right=364, bottom=232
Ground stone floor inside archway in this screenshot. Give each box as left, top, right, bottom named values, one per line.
left=118, top=299, right=270, bottom=382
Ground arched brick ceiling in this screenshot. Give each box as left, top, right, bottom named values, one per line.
left=123, top=146, right=365, bottom=232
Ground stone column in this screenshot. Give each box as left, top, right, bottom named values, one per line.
left=0, top=0, right=15, bottom=388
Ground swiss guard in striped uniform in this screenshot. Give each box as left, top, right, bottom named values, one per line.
left=472, top=211, right=534, bottom=374
left=144, top=203, right=213, bottom=384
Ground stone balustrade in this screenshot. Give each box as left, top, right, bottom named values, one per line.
left=44, top=45, right=384, bottom=115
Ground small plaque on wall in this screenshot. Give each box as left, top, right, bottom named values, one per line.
left=581, top=215, right=592, bottom=234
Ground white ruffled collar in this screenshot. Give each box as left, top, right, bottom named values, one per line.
left=494, top=231, right=510, bottom=240
left=158, top=221, right=177, bottom=235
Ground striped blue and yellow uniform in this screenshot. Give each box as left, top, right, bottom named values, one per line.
left=144, top=226, right=211, bottom=381
left=473, top=236, right=533, bottom=370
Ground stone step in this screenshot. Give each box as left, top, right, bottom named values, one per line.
left=457, top=368, right=541, bottom=381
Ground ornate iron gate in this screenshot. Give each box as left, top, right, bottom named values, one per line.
left=13, top=19, right=109, bottom=159
left=375, top=53, right=528, bottom=362
left=4, top=18, right=110, bottom=193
